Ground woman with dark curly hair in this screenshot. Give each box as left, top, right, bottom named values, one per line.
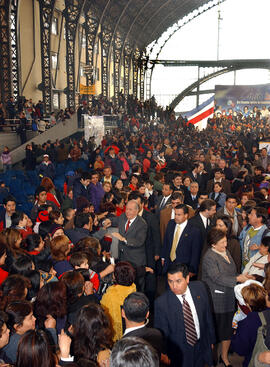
left=100, top=261, right=136, bottom=341
left=34, top=282, right=67, bottom=334
left=73, top=304, right=113, bottom=366
left=0, top=274, right=30, bottom=310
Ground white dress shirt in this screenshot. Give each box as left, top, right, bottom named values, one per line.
left=125, top=216, right=137, bottom=231
left=173, top=220, right=188, bottom=240
left=177, top=286, right=200, bottom=339
left=199, top=212, right=208, bottom=228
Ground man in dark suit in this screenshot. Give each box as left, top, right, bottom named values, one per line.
left=218, top=159, right=234, bottom=181
left=160, top=191, right=195, bottom=243
left=206, top=168, right=231, bottom=195
left=122, top=292, right=165, bottom=358
left=111, top=200, right=147, bottom=290
left=188, top=199, right=216, bottom=241
left=129, top=192, right=161, bottom=305
left=154, top=263, right=215, bottom=367
left=187, top=162, right=207, bottom=190
left=162, top=204, right=202, bottom=276
left=184, top=181, right=200, bottom=210
left=155, top=182, right=173, bottom=219
left=73, top=172, right=91, bottom=207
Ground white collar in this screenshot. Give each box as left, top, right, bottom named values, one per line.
left=123, top=324, right=145, bottom=336
left=251, top=225, right=263, bottom=231
left=199, top=212, right=208, bottom=227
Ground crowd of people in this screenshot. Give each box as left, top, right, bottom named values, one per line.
left=1, top=98, right=270, bottom=367
left=0, top=97, right=74, bottom=145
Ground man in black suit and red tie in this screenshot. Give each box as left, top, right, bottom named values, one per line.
left=154, top=263, right=215, bottom=367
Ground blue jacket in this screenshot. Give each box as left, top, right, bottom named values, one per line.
left=162, top=220, right=202, bottom=274
left=154, top=281, right=215, bottom=367
left=88, top=182, right=104, bottom=212
left=239, top=224, right=270, bottom=266
left=37, top=161, right=55, bottom=180
left=73, top=179, right=90, bottom=207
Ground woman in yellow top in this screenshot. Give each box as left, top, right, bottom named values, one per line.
left=101, top=261, right=136, bottom=341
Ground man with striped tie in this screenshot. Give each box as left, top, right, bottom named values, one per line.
left=154, top=263, right=215, bottom=367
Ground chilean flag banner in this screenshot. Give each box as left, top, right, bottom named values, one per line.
left=185, top=96, right=215, bottom=131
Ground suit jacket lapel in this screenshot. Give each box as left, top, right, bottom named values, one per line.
left=168, top=290, right=184, bottom=324
left=169, top=221, right=177, bottom=245
left=198, top=215, right=206, bottom=233
left=125, top=216, right=138, bottom=234
left=189, top=285, right=203, bottom=329
left=177, top=224, right=189, bottom=245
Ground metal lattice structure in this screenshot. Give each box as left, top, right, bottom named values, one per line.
left=124, top=43, right=132, bottom=100
left=84, top=2, right=100, bottom=92
left=64, top=0, right=85, bottom=109
left=39, top=0, right=56, bottom=114
left=100, top=24, right=112, bottom=98
left=1, top=0, right=230, bottom=106
left=132, top=48, right=141, bottom=99
left=0, top=0, right=12, bottom=102
left=113, top=32, right=123, bottom=106
left=10, top=0, right=19, bottom=100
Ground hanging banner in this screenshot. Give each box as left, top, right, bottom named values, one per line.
left=79, top=83, right=96, bottom=95
left=185, top=96, right=214, bottom=131
left=215, top=84, right=270, bottom=112
left=83, top=115, right=104, bottom=146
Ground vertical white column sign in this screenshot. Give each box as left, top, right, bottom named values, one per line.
left=84, top=115, right=105, bottom=146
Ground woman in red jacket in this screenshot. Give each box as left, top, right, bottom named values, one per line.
left=40, top=177, right=61, bottom=208
left=0, top=243, right=8, bottom=285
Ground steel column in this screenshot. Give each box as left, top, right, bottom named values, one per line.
left=132, top=48, right=140, bottom=99
left=113, top=32, right=123, bottom=106
left=0, top=0, right=12, bottom=102
left=39, top=0, right=56, bottom=114
left=123, top=44, right=132, bottom=101
left=10, top=0, right=19, bottom=100
left=100, top=24, right=112, bottom=98
left=63, top=0, right=85, bottom=109
left=84, top=4, right=99, bottom=99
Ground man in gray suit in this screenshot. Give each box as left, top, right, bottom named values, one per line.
left=111, top=200, right=148, bottom=290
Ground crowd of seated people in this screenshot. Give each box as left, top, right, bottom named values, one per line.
left=1, top=99, right=270, bottom=366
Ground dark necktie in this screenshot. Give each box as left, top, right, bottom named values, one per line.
left=182, top=294, right=197, bottom=346
left=125, top=220, right=131, bottom=232
left=160, top=197, right=166, bottom=209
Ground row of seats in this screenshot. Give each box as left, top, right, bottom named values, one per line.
left=0, top=159, right=89, bottom=215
